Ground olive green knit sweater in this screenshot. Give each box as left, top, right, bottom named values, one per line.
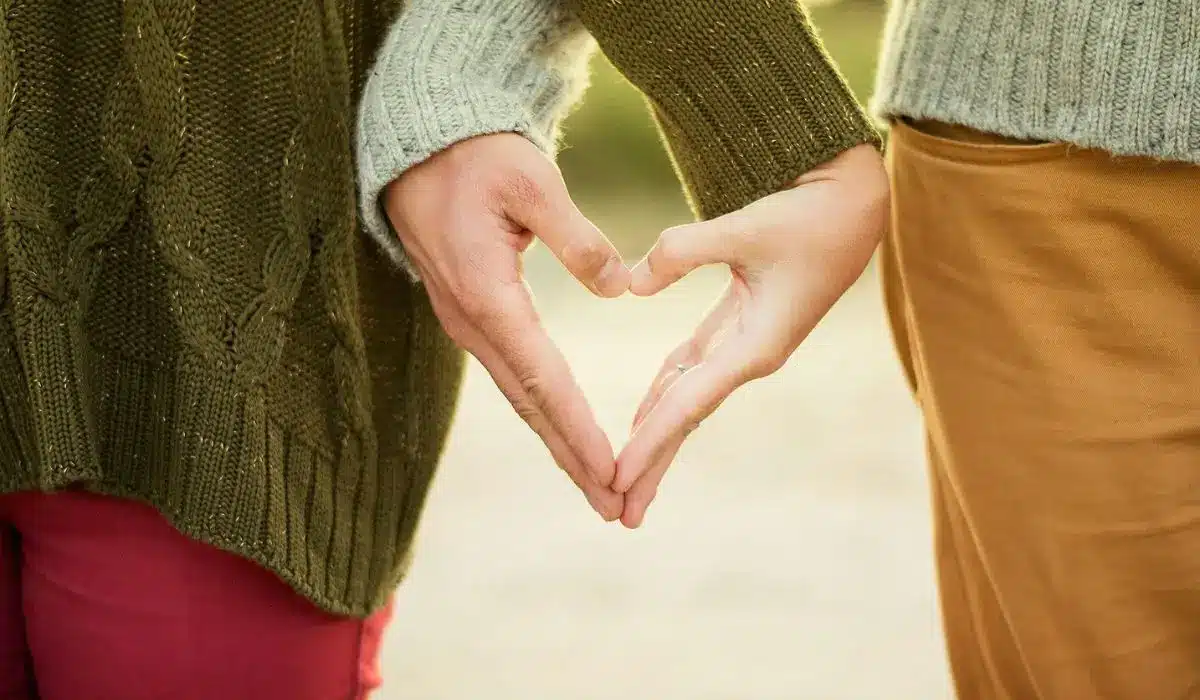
left=0, top=0, right=876, bottom=616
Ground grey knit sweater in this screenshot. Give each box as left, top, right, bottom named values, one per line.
left=873, top=0, right=1200, bottom=164
left=357, top=0, right=594, bottom=274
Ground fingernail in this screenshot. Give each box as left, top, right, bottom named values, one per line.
left=595, top=257, right=629, bottom=297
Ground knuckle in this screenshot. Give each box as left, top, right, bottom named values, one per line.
left=500, top=380, right=545, bottom=427
left=499, top=376, right=544, bottom=425
left=497, top=170, right=548, bottom=212
left=511, top=396, right=542, bottom=424
left=653, top=229, right=688, bottom=269
left=517, top=372, right=548, bottom=410
left=564, top=240, right=611, bottom=279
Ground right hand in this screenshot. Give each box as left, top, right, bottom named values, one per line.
left=383, top=133, right=630, bottom=521
left=615, top=144, right=889, bottom=528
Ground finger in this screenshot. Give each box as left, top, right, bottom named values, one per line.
left=630, top=212, right=752, bottom=296
left=615, top=337, right=767, bottom=493
left=619, top=434, right=684, bottom=529
left=471, top=282, right=618, bottom=489
left=631, top=290, right=739, bottom=432
left=465, top=324, right=623, bottom=521
left=631, top=353, right=690, bottom=435
left=498, top=168, right=629, bottom=298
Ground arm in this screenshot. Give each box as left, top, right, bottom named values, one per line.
left=564, top=0, right=888, bottom=527
left=566, top=0, right=881, bottom=220
left=356, top=0, right=630, bottom=521
left=355, top=0, right=597, bottom=274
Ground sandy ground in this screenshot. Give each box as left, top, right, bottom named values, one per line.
left=377, top=252, right=953, bottom=699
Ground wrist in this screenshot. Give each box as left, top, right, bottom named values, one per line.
left=356, top=0, right=596, bottom=277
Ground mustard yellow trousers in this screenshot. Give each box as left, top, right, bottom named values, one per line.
left=883, top=119, right=1200, bottom=700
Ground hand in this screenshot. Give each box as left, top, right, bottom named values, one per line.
left=614, top=144, right=889, bottom=528
left=384, top=133, right=631, bottom=521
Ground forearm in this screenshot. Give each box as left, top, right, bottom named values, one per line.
left=565, top=0, right=881, bottom=220
left=355, top=0, right=596, bottom=272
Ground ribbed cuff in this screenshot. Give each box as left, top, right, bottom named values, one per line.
left=570, top=0, right=881, bottom=220
left=355, top=0, right=596, bottom=278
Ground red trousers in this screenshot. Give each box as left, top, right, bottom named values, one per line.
left=0, top=491, right=392, bottom=699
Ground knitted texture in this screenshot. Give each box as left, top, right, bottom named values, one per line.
left=357, top=0, right=596, bottom=277
left=567, top=0, right=882, bottom=220
left=0, top=0, right=876, bottom=617
left=873, top=0, right=1200, bottom=163
left=0, top=0, right=464, bottom=617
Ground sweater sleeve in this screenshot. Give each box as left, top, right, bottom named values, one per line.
left=355, top=0, right=596, bottom=273
left=565, top=0, right=882, bottom=220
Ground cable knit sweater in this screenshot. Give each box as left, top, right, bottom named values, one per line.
left=874, top=0, right=1200, bottom=163
left=0, top=0, right=876, bottom=616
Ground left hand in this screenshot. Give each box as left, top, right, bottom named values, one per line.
left=613, top=144, right=889, bottom=528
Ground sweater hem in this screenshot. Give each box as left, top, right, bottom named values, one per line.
left=870, top=0, right=1200, bottom=166
left=0, top=474, right=400, bottom=617
left=89, top=483, right=403, bottom=618
left=0, top=344, right=420, bottom=619
left=873, top=95, right=1200, bottom=166
left=692, top=129, right=879, bottom=221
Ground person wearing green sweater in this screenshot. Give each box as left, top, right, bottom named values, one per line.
left=0, top=0, right=885, bottom=697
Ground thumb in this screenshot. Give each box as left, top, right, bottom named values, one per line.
left=630, top=211, right=750, bottom=296
left=500, top=166, right=629, bottom=298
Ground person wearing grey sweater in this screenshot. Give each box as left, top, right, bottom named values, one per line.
left=871, top=2, right=1200, bottom=698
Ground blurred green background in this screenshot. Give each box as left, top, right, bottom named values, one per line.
left=557, top=0, right=887, bottom=255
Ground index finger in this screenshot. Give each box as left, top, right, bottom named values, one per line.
left=614, top=341, right=761, bottom=493
left=630, top=211, right=751, bottom=297
left=473, top=282, right=617, bottom=488
left=467, top=332, right=623, bottom=521
left=499, top=169, right=629, bottom=298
